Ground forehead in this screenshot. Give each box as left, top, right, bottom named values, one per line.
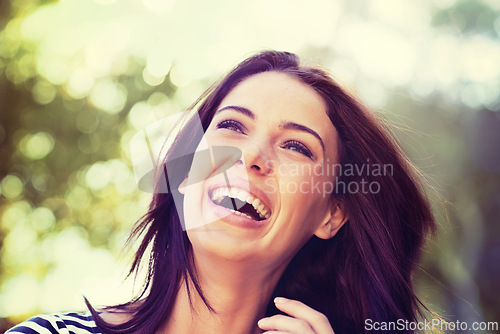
left=221, top=71, right=325, bottom=115
left=218, top=71, right=339, bottom=158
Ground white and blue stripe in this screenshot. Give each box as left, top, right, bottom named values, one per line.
left=6, top=313, right=100, bottom=334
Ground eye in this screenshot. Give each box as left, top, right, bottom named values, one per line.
left=216, top=119, right=246, bottom=134
left=281, top=140, right=313, bottom=159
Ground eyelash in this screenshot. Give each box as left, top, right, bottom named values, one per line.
left=216, top=119, right=314, bottom=159
left=216, top=119, right=246, bottom=134
left=281, top=140, right=313, bottom=159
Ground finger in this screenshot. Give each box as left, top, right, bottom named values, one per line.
left=258, top=314, right=315, bottom=334
left=273, top=297, right=335, bottom=334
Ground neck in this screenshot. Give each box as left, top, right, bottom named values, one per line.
left=160, top=251, right=287, bottom=334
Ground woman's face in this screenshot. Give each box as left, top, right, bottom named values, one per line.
left=182, top=71, right=345, bottom=268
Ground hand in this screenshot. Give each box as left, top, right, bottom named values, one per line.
left=257, top=297, right=335, bottom=334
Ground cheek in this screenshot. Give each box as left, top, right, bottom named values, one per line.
left=182, top=188, right=198, bottom=230
left=204, top=128, right=229, bottom=147
left=277, top=173, right=330, bottom=223
left=182, top=182, right=207, bottom=231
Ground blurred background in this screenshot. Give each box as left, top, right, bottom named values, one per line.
left=0, top=0, right=499, bottom=332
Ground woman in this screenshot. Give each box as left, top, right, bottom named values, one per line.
left=7, top=50, right=436, bottom=334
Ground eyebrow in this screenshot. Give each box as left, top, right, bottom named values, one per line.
left=216, top=105, right=255, bottom=119
left=215, top=105, right=325, bottom=155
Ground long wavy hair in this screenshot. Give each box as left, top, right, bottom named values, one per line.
left=86, top=50, right=436, bottom=333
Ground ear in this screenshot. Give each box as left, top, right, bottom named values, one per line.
left=314, top=199, right=348, bottom=240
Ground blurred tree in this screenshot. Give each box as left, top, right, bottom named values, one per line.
left=0, top=0, right=179, bottom=329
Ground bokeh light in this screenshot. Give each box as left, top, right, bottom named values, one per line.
left=1, top=175, right=24, bottom=199
left=18, top=132, right=55, bottom=160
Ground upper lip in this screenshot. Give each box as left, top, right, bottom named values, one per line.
left=208, top=177, right=273, bottom=215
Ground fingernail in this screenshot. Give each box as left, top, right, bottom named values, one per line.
left=257, top=318, right=268, bottom=327
left=274, top=297, right=287, bottom=304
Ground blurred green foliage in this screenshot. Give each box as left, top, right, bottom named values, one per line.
left=1, top=0, right=499, bottom=332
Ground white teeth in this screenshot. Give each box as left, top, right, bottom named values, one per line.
left=247, top=194, right=255, bottom=204
left=236, top=190, right=247, bottom=202
left=229, top=209, right=252, bottom=220
left=210, top=187, right=271, bottom=220
left=212, top=188, right=229, bottom=203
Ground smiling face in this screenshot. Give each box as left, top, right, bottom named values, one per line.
left=182, top=71, right=346, bottom=269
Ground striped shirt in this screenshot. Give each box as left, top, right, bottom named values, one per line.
left=5, top=312, right=100, bottom=334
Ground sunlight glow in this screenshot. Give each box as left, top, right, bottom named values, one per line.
left=336, top=18, right=417, bottom=86
left=89, top=80, right=127, bottom=114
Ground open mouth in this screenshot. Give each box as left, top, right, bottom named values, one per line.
left=209, top=187, right=271, bottom=221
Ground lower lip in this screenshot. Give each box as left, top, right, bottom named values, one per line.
left=206, top=195, right=269, bottom=229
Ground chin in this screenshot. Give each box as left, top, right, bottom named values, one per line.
left=188, top=226, right=264, bottom=261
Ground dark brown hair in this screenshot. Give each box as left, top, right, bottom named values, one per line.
left=86, top=50, right=436, bottom=333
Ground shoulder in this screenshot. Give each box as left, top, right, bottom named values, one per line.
left=5, top=312, right=100, bottom=334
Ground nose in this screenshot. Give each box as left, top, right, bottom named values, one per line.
left=237, top=141, right=272, bottom=175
